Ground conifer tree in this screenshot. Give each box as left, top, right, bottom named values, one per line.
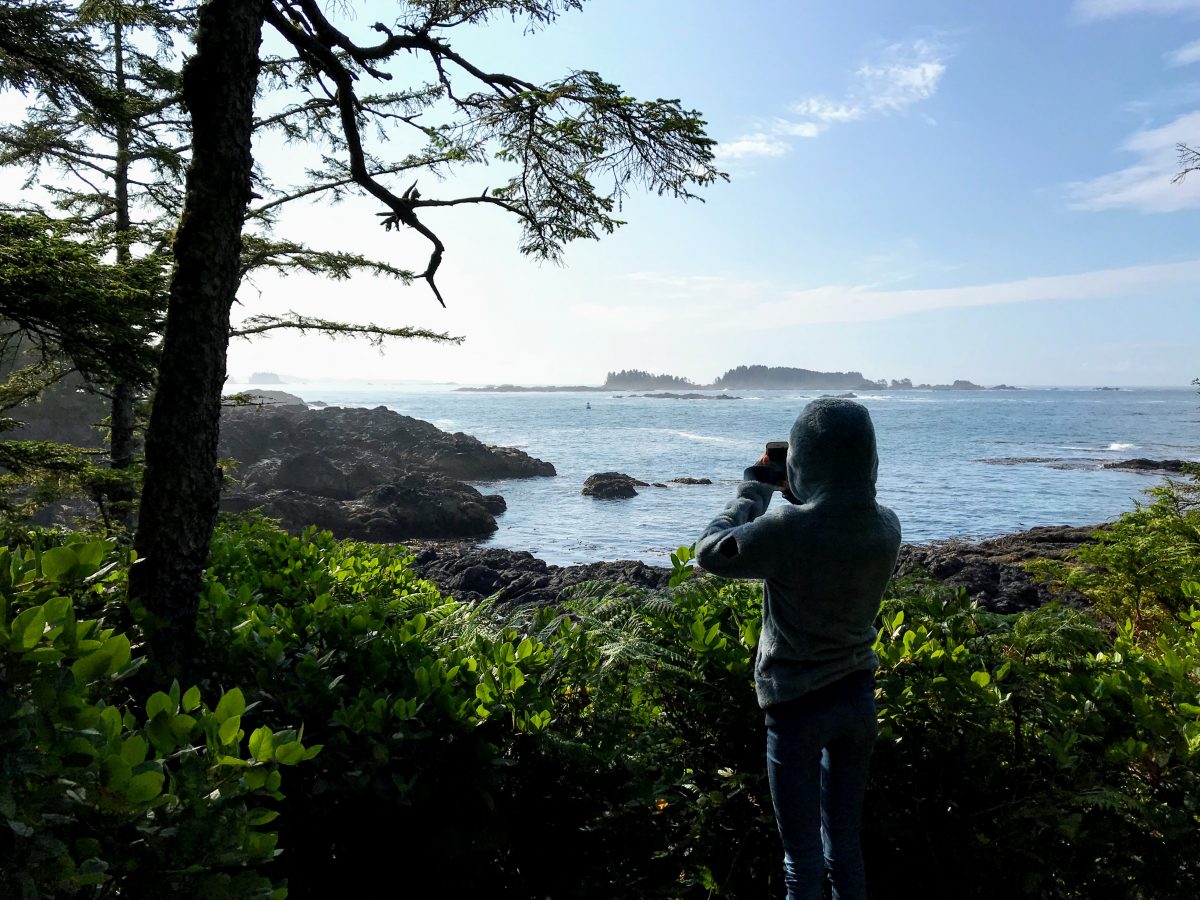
left=44, top=0, right=722, bottom=662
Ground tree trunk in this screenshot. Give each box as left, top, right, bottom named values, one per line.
left=129, top=0, right=264, bottom=665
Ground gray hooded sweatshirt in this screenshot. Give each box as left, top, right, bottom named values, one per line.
left=696, top=399, right=901, bottom=709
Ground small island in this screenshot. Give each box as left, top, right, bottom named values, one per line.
left=456, top=366, right=1022, bottom=393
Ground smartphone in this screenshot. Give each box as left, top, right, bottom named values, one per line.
left=765, top=441, right=788, bottom=468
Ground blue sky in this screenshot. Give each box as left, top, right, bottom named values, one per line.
left=6, top=0, right=1200, bottom=386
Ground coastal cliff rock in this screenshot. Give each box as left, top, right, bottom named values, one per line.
left=582, top=472, right=647, bottom=499
left=218, top=404, right=554, bottom=539
left=220, top=404, right=555, bottom=480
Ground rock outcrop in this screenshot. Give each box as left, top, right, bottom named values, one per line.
left=406, top=524, right=1105, bottom=615
left=408, top=545, right=672, bottom=608
left=1102, top=458, right=1190, bottom=474
left=218, top=404, right=554, bottom=540
left=581, top=472, right=647, bottom=499
left=894, top=524, right=1101, bottom=614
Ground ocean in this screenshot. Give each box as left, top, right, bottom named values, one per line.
left=226, top=382, right=1200, bottom=567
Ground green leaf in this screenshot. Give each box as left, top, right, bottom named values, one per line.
left=72, top=646, right=114, bottom=684
left=215, top=687, right=245, bottom=723
left=124, top=771, right=165, bottom=803
left=970, top=671, right=991, bottom=688
left=516, top=637, right=533, bottom=659
left=76, top=540, right=109, bottom=570
left=145, top=691, right=173, bottom=719
left=218, top=716, right=241, bottom=745
left=40, top=546, right=78, bottom=582
left=274, top=742, right=305, bottom=765
left=248, top=726, right=275, bottom=762
left=247, top=808, right=280, bottom=826
left=101, top=633, right=131, bottom=675
left=101, top=756, right=132, bottom=790
left=120, top=736, right=148, bottom=766
left=10, top=605, right=46, bottom=651
left=42, top=595, right=71, bottom=624
left=182, top=685, right=201, bottom=713
left=169, top=714, right=197, bottom=743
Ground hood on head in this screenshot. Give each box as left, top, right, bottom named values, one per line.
left=786, top=399, right=878, bottom=503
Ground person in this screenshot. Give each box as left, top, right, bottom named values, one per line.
left=696, top=399, right=901, bottom=900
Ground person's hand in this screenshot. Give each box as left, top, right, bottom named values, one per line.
left=754, top=452, right=789, bottom=493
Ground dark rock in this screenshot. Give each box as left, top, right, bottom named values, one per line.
left=407, top=523, right=1105, bottom=615
left=350, top=474, right=498, bottom=540
left=275, top=452, right=353, bottom=499
left=408, top=545, right=671, bottom=608
left=894, top=524, right=1103, bottom=614
left=239, top=390, right=306, bottom=407
left=1102, top=458, right=1190, bottom=474
left=219, top=404, right=555, bottom=480
left=582, top=472, right=647, bottom=499
left=480, top=494, right=507, bottom=515
left=217, top=403, right=556, bottom=540
left=669, top=477, right=713, bottom=485
left=634, top=392, right=741, bottom=400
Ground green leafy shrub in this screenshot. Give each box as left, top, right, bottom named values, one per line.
left=10, top=504, right=1198, bottom=898
left=865, top=578, right=1200, bottom=899
left=1030, top=473, right=1200, bottom=636
left=1, top=535, right=315, bottom=899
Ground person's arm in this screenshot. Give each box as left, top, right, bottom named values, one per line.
left=696, top=479, right=781, bottom=579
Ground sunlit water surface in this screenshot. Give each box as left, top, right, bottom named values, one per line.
left=227, top=382, right=1200, bottom=566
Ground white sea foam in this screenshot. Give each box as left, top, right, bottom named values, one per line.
left=1107, top=442, right=1136, bottom=451
left=434, top=419, right=455, bottom=430
left=671, top=430, right=736, bottom=444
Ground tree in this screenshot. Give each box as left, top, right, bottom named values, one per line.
left=128, top=0, right=723, bottom=662
left=0, top=210, right=164, bottom=521
left=1, top=0, right=440, bottom=532
left=0, top=0, right=190, bottom=525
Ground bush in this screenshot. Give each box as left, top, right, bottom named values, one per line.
left=1, top=535, right=315, bottom=899
left=7, top=500, right=1198, bottom=898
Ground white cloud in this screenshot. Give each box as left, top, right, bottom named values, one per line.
left=1166, top=38, right=1200, bottom=65
left=789, top=98, right=864, bottom=123
left=854, top=48, right=946, bottom=113
left=1066, top=110, right=1200, bottom=211
left=1075, top=0, right=1200, bottom=20
left=713, top=132, right=791, bottom=159
left=608, top=258, right=1200, bottom=329
left=717, top=39, right=946, bottom=161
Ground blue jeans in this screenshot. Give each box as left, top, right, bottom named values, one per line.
left=764, top=669, right=877, bottom=900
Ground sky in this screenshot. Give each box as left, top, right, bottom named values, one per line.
left=8, top=0, right=1200, bottom=386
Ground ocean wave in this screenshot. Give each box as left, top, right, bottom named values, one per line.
left=669, top=430, right=738, bottom=444
left=1106, top=443, right=1137, bottom=451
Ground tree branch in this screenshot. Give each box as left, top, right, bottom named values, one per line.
left=229, top=311, right=463, bottom=346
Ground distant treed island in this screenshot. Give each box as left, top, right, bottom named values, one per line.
left=459, top=366, right=1015, bottom=391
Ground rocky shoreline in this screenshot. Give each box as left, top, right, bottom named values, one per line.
left=218, top=401, right=554, bottom=541
left=405, top=523, right=1103, bottom=614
